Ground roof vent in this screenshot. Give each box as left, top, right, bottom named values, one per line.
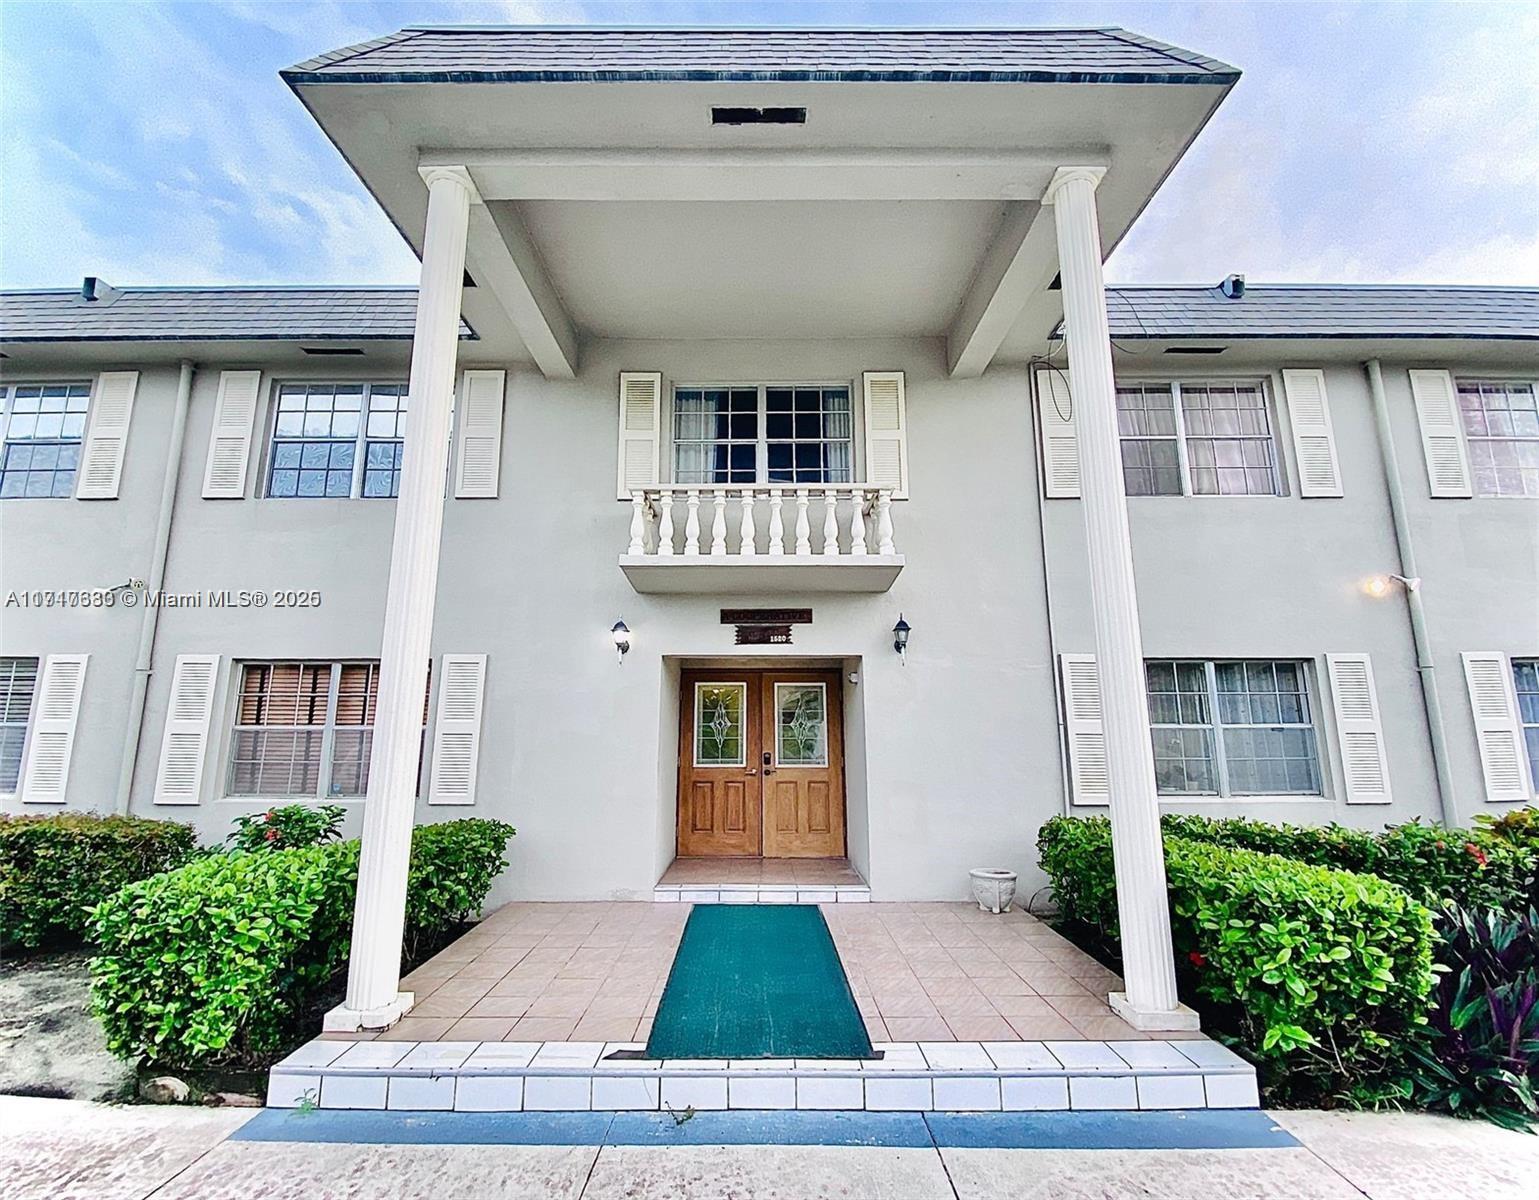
left=301, top=346, right=365, bottom=356
left=711, top=106, right=806, bottom=126
left=79, top=277, right=120, bottom=304
left=1164, top=346, right=1227, bottom=356
left=1219, top=274, right=1246, bottom=300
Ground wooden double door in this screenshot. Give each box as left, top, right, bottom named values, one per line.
left=677, top=669, right=846, bottom=858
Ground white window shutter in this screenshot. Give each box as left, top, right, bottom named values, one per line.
left=202, top=370, right=262, bottom=498
left=455, top=369, right=506, bottom=498
left=1325, top=654, right=1392, bottom=803
left=1059, top=654, right=1108, bottom=805
left=428, top=654, right=487, bottom=806
left=153, top=655, right=219, bottom=805
left=1281, top=368, right=1343, bottom=498
left=75, top=371, right=139, bottom=499
left=18, top=655, right=88, bottom=804
left=1035, top=367, right=1079, bottom=498
left=1461, top=652, right=1532, bottom=802
left=1409, top=369, right=1472, bottom=498
left=862, top=370, right=909, bottom=498
left=616, top=372, right=661, bottom=500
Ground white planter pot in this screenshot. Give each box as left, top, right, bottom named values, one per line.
left=969, top=868, right=1018, bottom=914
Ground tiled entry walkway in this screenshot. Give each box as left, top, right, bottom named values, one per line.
left=332, top=900, right=1152, bottom=1047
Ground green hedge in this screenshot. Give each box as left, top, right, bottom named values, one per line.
left=1159, top=812, right=1534, bottom=914
left=1039, top=816, right=1436, bottom=1103
left=1, top=813, right=199, bottom=950
left=89, top=818, right=514, bottom=1067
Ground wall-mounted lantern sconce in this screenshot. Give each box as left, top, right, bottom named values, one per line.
left=611, top=619, right=632, bottom=664
left=892, top=615, right=911, bottom=665
left=1363, top=574, right=1421, bottom=599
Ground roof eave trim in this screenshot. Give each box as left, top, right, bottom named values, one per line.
left=280, top=67, right=1240, bottom=86
left=0, top=329, right=479, bottom=345
left=1104, top=331, right=1539, bottom=342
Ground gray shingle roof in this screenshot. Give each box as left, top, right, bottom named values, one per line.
left=284, top=26, right=1239, bottom=85
left=0, top=287, right=474, bottom=343
left=1104, top=285, right=1539, bottom=341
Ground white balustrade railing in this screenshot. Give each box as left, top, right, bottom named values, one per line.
left=627, top=485, right=897, bottom=559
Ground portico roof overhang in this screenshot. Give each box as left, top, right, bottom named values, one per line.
left=284, top=28, right=1238, bottom=379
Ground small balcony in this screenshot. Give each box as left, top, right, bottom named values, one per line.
left=619, top=485, right=904, bottom=595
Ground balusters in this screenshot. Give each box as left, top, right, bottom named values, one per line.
left=850, top=489, right=869, bottom=556
left=821, top=489, right=839, bottom=556
left=876, top=490, right=895, bottom=555
left=767, top=489, right=784, bottom=555
left=738, top=489, right=757, bottom=556
left=794, top=489, right=812, bottom=555
left=628, top=492, right=647, bottom=555
left=710, top=493, right=728, bottom=556
left=656, top=491, right=675, bottom=556
left=683, top=490, right=701, bottom=556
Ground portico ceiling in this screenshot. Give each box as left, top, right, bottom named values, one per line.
left=284, top=27, right=1238, bottom=377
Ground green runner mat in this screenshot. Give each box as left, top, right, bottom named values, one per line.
left=646, top=904, right=875, bottom=1060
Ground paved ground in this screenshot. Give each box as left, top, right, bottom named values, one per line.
left=2, top=1096, right=1534, bottom=1200
left=0, top=950, right=134, bottom=1102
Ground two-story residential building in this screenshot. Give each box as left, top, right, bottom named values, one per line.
left=2, top=27, right=1535, bottom=1033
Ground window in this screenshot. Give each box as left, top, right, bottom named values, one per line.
left=0, top=657, right=39, bottom=792
left=0, top=383, right=91, bottom=498
left=1146, top=659, right=1322, bottom=796
left=1515, top=659, right=1539, bottom=787
left=672, top=384, right=854, bottom=486
left=227, top=661, right=427, bottom=798
left=1457, top=379, right=1539, bottom=498
left=266, top=382, right=409, bottom=498
left=1115, top=381, right=1280, bottom=496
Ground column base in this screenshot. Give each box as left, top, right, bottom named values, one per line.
left=1109, top=991, right=1202, bottom=1032
left=323, top=991, right=415, bottom=1033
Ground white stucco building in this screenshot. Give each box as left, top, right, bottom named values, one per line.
left=2, top=28, right=1536, bottom=1031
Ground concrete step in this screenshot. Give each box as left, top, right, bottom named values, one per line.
left=652, top=883, right=872, bottom=904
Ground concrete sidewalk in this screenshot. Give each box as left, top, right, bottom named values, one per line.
left=1, top=1096, right=1533, bottom=1199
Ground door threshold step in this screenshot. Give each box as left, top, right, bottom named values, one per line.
left=652, top=883, right=871, bottom=904
left=269, top=1037, right=1260, bottom=1113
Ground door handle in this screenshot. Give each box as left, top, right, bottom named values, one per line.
left=745, top=769, right=758, bottom=775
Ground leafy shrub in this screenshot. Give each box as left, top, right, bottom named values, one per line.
left=0, top=813, right=198, bottom=950
left=90, top=819, right=514, bottom=1067
left=228, top=803, right=347, bottom=852
left=1160, top=812, right=1534, bottom=915
left=1040, top=815, right=1436, bottom=1104
left=1411, top=904, right=1539, bottom=1130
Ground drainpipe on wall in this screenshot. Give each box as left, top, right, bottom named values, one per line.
left=114, top=359, right=195, bottom=815
left=1364, top=358, right=1457, bottom=828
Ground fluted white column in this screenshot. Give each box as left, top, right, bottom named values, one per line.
left=325, top=165, right=476, bottom=1032
left=1046, top=166, right=1195, bottom=1031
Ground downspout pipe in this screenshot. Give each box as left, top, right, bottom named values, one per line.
left=114, top=359, right=195, bottom=815
left=1365, top=358, right=1457, bottom=827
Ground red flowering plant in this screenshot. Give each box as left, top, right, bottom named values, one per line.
left=227, top=804, right=347, bottom=852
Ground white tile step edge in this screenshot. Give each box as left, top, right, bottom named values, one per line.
left=268, top=1037, right=1259, bottom=1113
left=652, top=884, right=871, bottom=904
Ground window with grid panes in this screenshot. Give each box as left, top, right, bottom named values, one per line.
left=0, top=383, right=91, bottom=498
left=1146, top=660, right=1321, bottom=796
left=1457, top=380, right=1539, bottom=497
left=1114, top=381, right=1281, bottom=496
left=1514, top=659, right=1539, bottom=787
left=0, top=657, right=39, bottom=792
left=267, top=382, right=409, bottom=498
left=672, top=385, right=854, bottom=485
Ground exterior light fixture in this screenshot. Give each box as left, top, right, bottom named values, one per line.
left=611, top=619, right=632, bottom=664
left=1364, top=574, right=1421, bottom=598
left=892, top=615, right=911, bottom=664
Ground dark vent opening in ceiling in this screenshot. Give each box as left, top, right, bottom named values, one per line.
left=302, top=346, right=365, bottom=356
left=1164, top=346, right=1228, bottom=355
left=712, top=106, right=806, bottom=126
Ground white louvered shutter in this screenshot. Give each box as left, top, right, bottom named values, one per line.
left=455, top=369, right=506, bottom=498
left=1325, top=654, right=1392, bottom=803
left=1281, top=369, right=1343, bottom=497
left=1461, top=652, right=1532, bottom=803
left=75, top=371, right=139, bottom=499
left=1409, top=369, right=1472, bottom=498
left=862, top=371, right=909, bottom=498
left=18, top=655, right=88, bottom=804
left=616, top=372, right=661, bottom=500
left=428, top=654, right=487, bottom=806
left=153, top=655, right=219, bottom=805
left=1060, top=654, right=1108, bottom=805
left=202, top=370, right=262, bottom=498
left=1035, top=367, right=1079, bottom=498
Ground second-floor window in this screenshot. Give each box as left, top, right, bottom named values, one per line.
left=0, top=383, right=91, bottom=499
left=1116, top=381, right=1281, bottom=497
left=0, top=657, right=39, bottom=792
left=266, top=382, right=408, bottom=499
left=1457, top=379, right=1539, bottom=498
left=1146, top=659, right=1322, bottom=796
left=673, top=384, right=854, bottom=486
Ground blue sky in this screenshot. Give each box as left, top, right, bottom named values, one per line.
left=2, top=1, right=1535, bottom=289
